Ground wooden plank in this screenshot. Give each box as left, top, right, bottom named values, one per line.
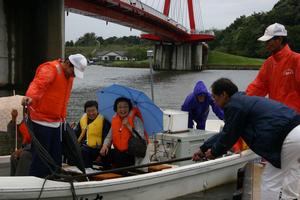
left=252, top=163, right=264, bottom=200
left=91, top=173, right=123, bottom=181
left=148, top=164, right=173, bottom=172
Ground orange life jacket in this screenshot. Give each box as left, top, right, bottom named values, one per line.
left=111, top=107, right=148, bottom=152
left=18, top=121, right=31, bottom=144
left=232, top=138, right=248, bottom=153
left=26, top=60, right=73, bottom=122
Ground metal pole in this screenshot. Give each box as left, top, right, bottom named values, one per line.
left=147, top=50, right=154, bottom=102
left=13, top=90, right=17, bottom=151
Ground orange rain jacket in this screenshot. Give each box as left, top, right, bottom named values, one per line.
left=26, top=60, right=74, bottom=122
left=246, top=45, right=300, bottom=114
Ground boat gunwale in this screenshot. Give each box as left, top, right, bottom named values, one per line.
left=0, top=150, right=256, bottom=195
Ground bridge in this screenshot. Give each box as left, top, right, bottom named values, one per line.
left=0, top=0, right=214, bottom=88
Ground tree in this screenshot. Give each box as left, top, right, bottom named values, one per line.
left=75, top=32, right=98, bottom=46
left=209, top=0, right=300, bottom=58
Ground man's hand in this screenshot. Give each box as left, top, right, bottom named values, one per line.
left=192, top=149, right=205, bottom=161
left=21, top=96, right=32, bottom=106
left=205, top=149, right=215, bottom=159
left=11, top=109, right=18, bottom=122
left=70, top=121, right=76, bottom=129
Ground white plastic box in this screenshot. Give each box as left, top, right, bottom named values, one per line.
left=163, top=109, right=188, bottom=133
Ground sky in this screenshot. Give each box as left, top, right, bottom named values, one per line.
left=65, top=0, right=280, bottom=42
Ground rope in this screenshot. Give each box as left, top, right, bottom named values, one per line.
left=36, top=175, right=50, bottom=200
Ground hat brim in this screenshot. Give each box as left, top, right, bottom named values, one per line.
left=258, top=35, right=273, bottom=42
left=74, top=67, right=84, bottom=79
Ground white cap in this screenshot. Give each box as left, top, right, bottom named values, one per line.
left=258, top=23, right=287, bottom=42
left=68, top=54, right=87, bottom=79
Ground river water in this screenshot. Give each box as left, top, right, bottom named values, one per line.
left=68, top=65, right=257, bottom=122
left=68, top=65, right=258, bottom=200
left=0, top=65, right=258, bottom=198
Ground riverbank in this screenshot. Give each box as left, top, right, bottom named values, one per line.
left=206, top=64, right=260, bottom=70
left=93, top=50, right=263, bottom=70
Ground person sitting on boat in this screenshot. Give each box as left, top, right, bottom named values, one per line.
left=100, top=97, right=150, bottom=171
left=73, top=100, right=111, bottom=168
left=181, top=80, right=224, bottom=130
left=8, top=109, right=32, bottom=176
left=192, top=78, right=300, bottom=200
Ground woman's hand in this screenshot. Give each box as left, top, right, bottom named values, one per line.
left=100, top=144, right=109, bottom=156
left=122, top=117, right=133, bottom=132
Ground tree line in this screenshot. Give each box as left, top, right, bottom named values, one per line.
left=209, top=0, right=300, bottom=58
left=65, top=33, right=154, bottom=60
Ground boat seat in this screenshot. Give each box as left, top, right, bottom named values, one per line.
left=91, top=173, right=123, bottom=181
left=148, top=164, right=173, bottom=172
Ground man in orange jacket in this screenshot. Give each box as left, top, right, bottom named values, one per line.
left=22, top=54, right=87, bottom=178
left=246, top=23, right=300, bottom=114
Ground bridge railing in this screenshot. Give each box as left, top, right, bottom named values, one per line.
left=119, top=0, right=188, bottom=33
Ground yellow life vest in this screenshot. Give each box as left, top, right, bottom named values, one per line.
left=78, top=114, right=104, bottom=148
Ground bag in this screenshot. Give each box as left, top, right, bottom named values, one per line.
left=128, top=129, right=147, bottom=158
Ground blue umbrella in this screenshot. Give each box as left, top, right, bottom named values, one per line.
left=96, top=84, right=163, bottom=136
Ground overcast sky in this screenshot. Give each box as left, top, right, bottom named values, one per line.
left=65, top=0, right=280, bottom=41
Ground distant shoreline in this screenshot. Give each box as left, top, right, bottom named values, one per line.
left=94, top=63, right=261, bottom=70
left=206, top=64, right=260, bottom=70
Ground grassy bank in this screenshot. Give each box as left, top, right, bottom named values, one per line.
left=101, top=60, right=149, bottom=68
left=207, top=51, right=264, bottom=69
left=66, top=46, right=265, bottom=70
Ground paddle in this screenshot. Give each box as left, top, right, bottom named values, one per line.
left=75, top=156, right=193, bottom=178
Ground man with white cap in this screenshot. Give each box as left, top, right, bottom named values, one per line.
left=246, top=23, right=300, bottom=114
left=22, top=54, right=87, bottom=177
left=247, top=23, right=300, bottom=199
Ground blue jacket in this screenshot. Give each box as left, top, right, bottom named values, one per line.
left=200, top=92, right=300, bottom=168
left=181, top=81, right=224, bottom=129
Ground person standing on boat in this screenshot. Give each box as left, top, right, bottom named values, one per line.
left=73, top=100, right=111, bottom=168
left=246, top=23, right=300, bottom=114
left=181, top=80, right=224, bottom=129
left=193, top=78, right=300, bottom=200
left=8, top=109, right=32, bottom=176
left=100, top=97, right=150, bottom=171
left=21, top=54, right=87, bottom=178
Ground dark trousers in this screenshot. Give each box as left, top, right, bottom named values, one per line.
left=110, top=149, right=135, bottom=169
left=29, top=122, right=61, bottom=178
left=81, top=145, right=100, bottom=168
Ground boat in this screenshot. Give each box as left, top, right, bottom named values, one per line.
left=0, top=119, right=258, bottom=200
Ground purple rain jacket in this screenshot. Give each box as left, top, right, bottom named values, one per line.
left=181, top=81, right=224, bottom=129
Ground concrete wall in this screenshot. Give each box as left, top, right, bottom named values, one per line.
left=154, top=42, right=205, bottom=71
left=0, top=1, right=8, bottom=86
left=0, top=0, right=64, bottom=88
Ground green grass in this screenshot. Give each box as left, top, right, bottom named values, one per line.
left=103, top=60, right=149, bottom=68
left=208, top=51, right=265, bottom=67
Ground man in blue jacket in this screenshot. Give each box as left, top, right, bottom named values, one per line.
left=181, top=81, right=224, bottom=129
left=193, top=78, right=300, bottom=200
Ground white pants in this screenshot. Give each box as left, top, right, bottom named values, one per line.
left=261, top=125, right=300, bottom=200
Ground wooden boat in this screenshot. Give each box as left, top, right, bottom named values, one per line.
left=0, top=126, right=258, bottom=200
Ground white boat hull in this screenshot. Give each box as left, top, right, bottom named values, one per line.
left=0, top=150, right=257, bottom=200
